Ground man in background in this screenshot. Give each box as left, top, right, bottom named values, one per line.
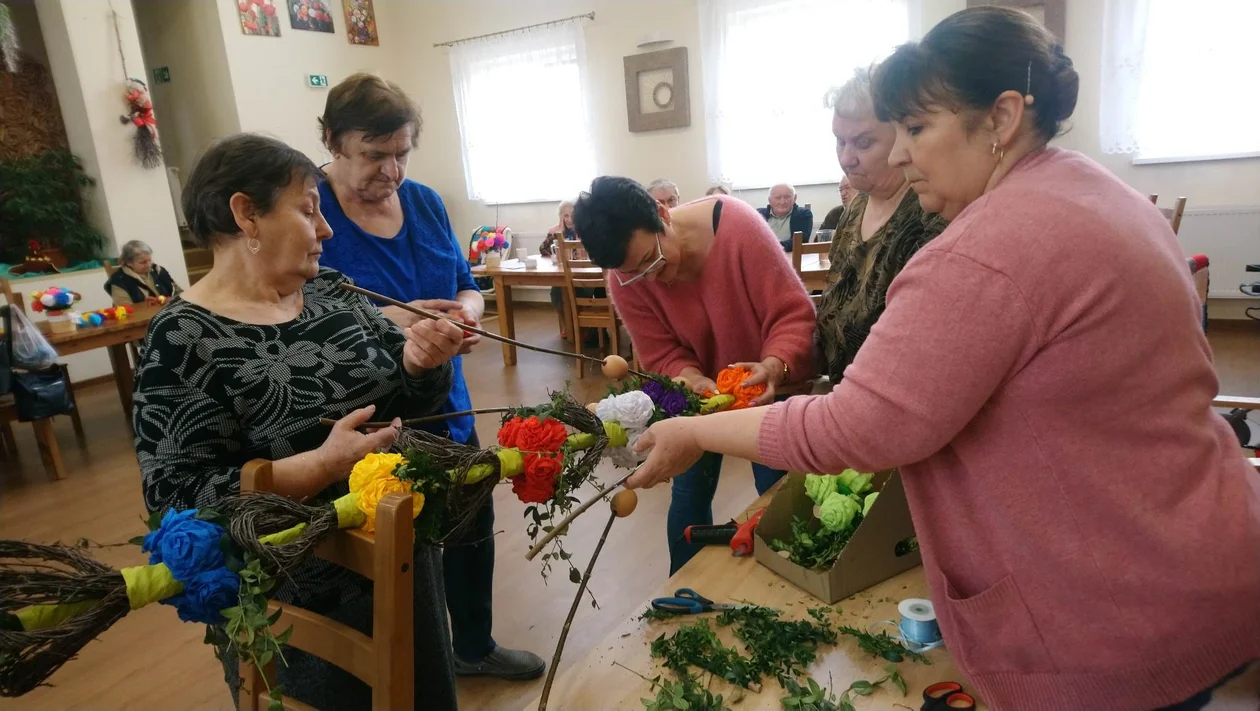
left=757, top=183, right=813, bottom=250
left=648, top=178, right=681, bottom=208
left=820, top=176, right=857, bottom=232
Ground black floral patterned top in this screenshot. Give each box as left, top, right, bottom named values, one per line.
left=134, top=267, right=453, bottom=605
left=815, top=190, right=947, bottom=382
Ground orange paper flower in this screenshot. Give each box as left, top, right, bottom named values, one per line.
left=715, top=366, right=766, bottom=410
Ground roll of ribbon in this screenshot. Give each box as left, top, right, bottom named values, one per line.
left=897, top=598, right=943, bottom=648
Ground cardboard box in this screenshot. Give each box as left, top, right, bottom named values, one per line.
left=754, top=471, right=921, bottom=604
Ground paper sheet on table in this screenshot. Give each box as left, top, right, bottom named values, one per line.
left=799, top=253, right=822, bottom=270
left=496, top=259, right=527, bottom=270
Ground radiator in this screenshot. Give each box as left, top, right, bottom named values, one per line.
left=1176, top=206, right=1260, bottom=299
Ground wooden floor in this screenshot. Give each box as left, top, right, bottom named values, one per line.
left=0, top=310, right=1256, bottom=711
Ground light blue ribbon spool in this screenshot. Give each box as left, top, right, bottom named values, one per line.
left=897, top=598, right=943, bottom=652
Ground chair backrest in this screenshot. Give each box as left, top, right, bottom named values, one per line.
left=555, top=235, right=613, bottom=325
left=790, top=231, right=830, bottom=276
left=0, top=279, right=25, bottom=315
left=237, top=460, right=415, bottom=711
left=1149, top=194, right=1189, bottom=235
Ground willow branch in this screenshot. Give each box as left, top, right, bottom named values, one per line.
left=538, top=510, right=617, bottom=711
left=317, top=407, right=515, bottom=429
left=525, top=469, right=635, bottom=561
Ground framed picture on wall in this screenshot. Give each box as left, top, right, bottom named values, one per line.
left=289, top=0, right=335, bottom=33
left=966, top=0, right=1065, bottom=42
left=238, top=0, right=281, bottom=37
left=342, top=0, right=379, bottom=46
left=624, top=47, right=691, bottom=133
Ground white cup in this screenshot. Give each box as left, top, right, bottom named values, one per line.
left=516, top=248, right=529, bottom=261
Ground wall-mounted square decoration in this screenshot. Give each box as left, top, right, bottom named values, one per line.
left=238, top=0, right=281, bottom=36
left=342, top=0, right=379, bottom=46
left=624, top=47, right=690, bottom=133
left=289, top=0, right=336, bottom=33
left=966, top=0, right=1065, bottom=43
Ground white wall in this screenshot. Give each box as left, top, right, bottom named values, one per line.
left=133, top=0, right=241, bottom=179
left=212, top=0, right=394, bottom=165
left=920, top=0, right=1260, bottom=206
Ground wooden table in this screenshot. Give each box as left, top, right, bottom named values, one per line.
left=528, top=491, right=981, bottom=710
left=473, top=257, right=831, bottom=366
left=472, top=259, right=603, bottom=366
left=31, top=305, right=159, bottom=478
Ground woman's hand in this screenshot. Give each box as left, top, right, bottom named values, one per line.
left=447, top=303, right=483, bottom=355
left=316, top=405, right=400, bottom=482
left=403, top=317, right=464, bottom=375
left=626, top=418, right=705, bottom=489
left=728, top=357, right=785, bottom=406
left=677, top=368, right=718, bottom=396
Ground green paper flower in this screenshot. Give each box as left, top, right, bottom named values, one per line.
left=818, top=491, right=861, bottom=533
left=838, top=469, right=874, bottom=496
left=805, top=473, right=838, bottom=507
left=862, top=492, right=879, bottom=517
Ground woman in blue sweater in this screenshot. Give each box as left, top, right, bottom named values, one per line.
left=316, top=73, right=546, bottom=681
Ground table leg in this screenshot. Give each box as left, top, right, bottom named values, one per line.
left=32, top=418, right=65, bottom=481
left=496, top=279, right=517, bottom=366
left=108, top=343, right=136, bottom=432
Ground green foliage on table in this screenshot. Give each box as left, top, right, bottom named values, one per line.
left=716, top=605, right=837, bottom=686
left=770, top=515, right=860, bottom=571
left=0, top=151, right=106, bottom=262
left=780, top=666, right=906, bottom=711
left=641, top=673, right=732, bottom=711
left=837, top=625, right=930, bottom=665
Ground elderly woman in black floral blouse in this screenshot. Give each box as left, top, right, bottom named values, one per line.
left=133, top=133, right=465, bottom=711
left=816, top=67, right=948, bottom=382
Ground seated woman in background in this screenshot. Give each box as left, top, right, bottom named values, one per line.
left=104, top=239, right=183, bottom=305
left=623, top=8, right=1260, bottom=710
left=815, top=67, right=945, bottom=383
left=134, top=133, right=466, bottom=711
left=542, top=199, right=605, bottom=344
left=705, top=185, right=730, bottom=196
left=573, top=176, right=816, bottom=574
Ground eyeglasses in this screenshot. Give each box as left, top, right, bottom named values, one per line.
left=614, top=235, right=666, bottom=286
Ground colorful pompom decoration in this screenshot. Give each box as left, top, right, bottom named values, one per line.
left=30, top=287, right=81, bottom=316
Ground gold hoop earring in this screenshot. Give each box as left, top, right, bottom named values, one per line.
left=991, top=141, right=1005, bottom=163
left=246, top=238, right=261, bottom=255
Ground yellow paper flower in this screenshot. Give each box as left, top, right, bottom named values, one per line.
left=356, top=475, right=424, bottom=533
left=349, top=452, right=405, bottom=494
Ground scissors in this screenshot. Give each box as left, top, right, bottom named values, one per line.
left=650, top=588, right=756, bottom=615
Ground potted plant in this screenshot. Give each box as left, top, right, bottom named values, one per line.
left=0, top=150, right=106, bottom=266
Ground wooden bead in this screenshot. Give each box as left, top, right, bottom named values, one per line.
left=602, top=355, right=629, bottom=380
left=586, top=402, right=599, bottom=414
left=611, top=489, right=638, bottom=518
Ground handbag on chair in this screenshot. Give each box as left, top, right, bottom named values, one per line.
left=3, top=303, right=72, bottom=422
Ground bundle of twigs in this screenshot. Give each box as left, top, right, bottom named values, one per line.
left=0, top=542, right=131, bottom=697
left=217, top=491, right=342, bottom=575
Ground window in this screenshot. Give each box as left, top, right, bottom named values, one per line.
left=448, top=22, right=596, bottom=204
left=1101, top=0, right=1260, bottom=163
left=699, top=0, right=910, bottom=189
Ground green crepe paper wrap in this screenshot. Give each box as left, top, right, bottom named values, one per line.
left=862, top=492, right=878, bottom=517
left=257, top=522, right=308, bottom=546
left=465, top=448, right=523, bottom=484
left=700, top=394, right=735, bottom=414
left=565, top=421, right=629, bottom=452
left=15, top=563, right=185, bottom=632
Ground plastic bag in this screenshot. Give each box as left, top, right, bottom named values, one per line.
left=6, top=305, right=58, bottom=370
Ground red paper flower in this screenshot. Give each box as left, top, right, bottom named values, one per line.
left=512, top=453, right=561, bottom=503
left=516, top=416, right=568, bottom=453
left=498, top=416, right=526, bottom=448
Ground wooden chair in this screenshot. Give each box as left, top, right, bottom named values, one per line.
left=1148, top=194, right=1188, bottom=235
left=791, top=231, right=830, bottom=307
left=237, top=460, right=415, bottom=711
left=556, top=236, right=624, bottom=379
left=0, top=280, right=84, bottom=480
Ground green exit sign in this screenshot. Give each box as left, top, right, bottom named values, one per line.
left=307, top=74, right=329, bottom=88
left=153, top=66, right=171, bottom=84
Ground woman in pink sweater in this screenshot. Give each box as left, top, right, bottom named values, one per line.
left=572, top=176, right=816, bottom=573
left=625, top=8, right=1260, bottom=710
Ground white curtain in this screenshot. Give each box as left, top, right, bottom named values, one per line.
left=699, top=0, right=909, bottom=189
left=1101, top=0, right=1260, bottom=160
left=448, top=21, right=596, bottom=204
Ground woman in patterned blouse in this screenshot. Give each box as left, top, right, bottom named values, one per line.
left=133, top=133, right=466, bottom=710
left=816, top=67, right=947, bottom=382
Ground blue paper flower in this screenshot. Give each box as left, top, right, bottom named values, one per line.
left=162, top=567, right=240, bottom=625
left=142, top=508, right=226, bottom=582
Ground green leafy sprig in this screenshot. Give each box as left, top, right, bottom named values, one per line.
left=769, top=516, right=860, bottom=571
left=715, top=605, right=837, bottom=686
left=837, top=626, right=930, bottom=665
left=780, top=666, right=906, bottom=711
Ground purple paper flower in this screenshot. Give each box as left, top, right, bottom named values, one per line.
left=659, top=391, right=689, bottom=417
left=640, top=380, right=667, bottom=403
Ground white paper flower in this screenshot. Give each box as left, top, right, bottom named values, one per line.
left=595, top=391, right=655, bottom=430
left=609, top=427, right=649, bottom=470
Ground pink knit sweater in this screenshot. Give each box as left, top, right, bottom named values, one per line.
left=610, top=196, right=816, bottom=382
left=759, top=149, right=1260, bottom=710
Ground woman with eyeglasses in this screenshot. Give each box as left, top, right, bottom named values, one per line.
left=572, top=176, right=816, bottom=574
